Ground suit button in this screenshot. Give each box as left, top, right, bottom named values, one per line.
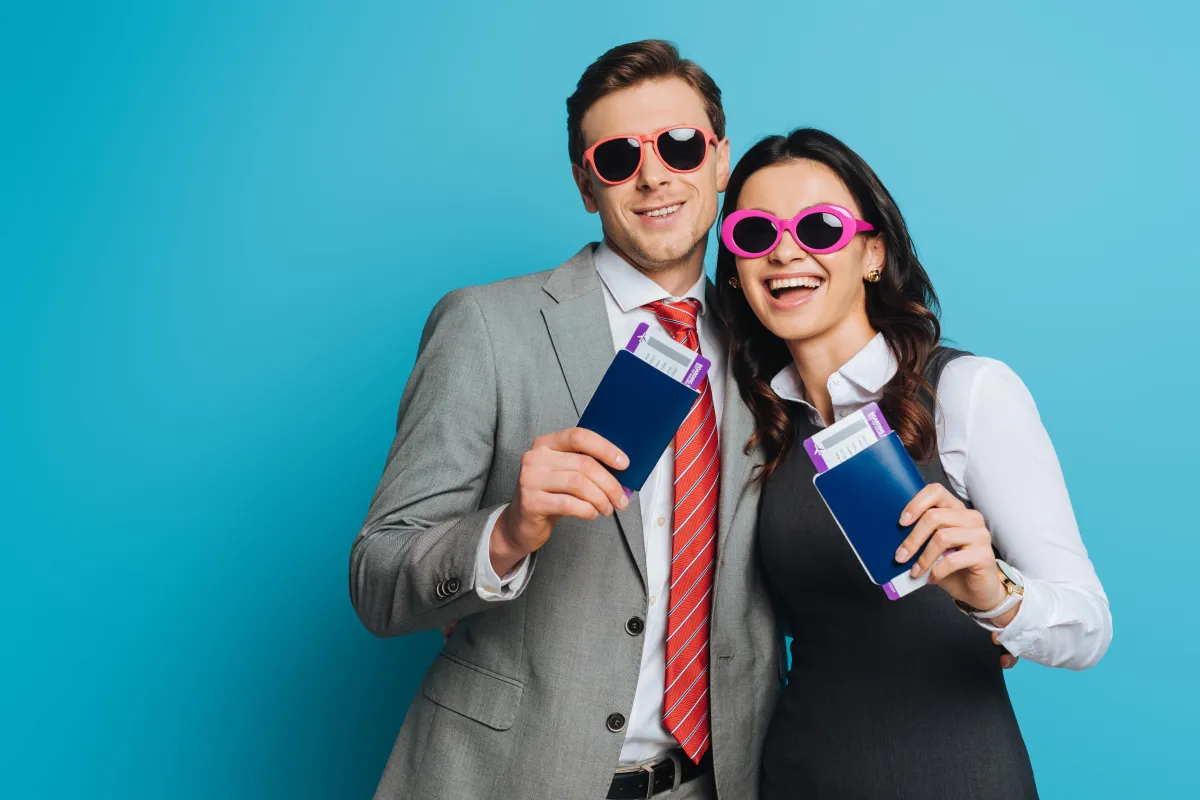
left=625, top=617, right=644, bottom=636
left=435, top=582, right=446, bottom=599
left=446, top=578, right=461, bottom=595
left=606, top=713, right=626, bottom=732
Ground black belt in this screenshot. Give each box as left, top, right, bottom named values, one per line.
left=607, top=750, right=712, bottom=799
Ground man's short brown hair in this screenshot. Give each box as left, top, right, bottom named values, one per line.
left=566, top=40, right=725, bottom=166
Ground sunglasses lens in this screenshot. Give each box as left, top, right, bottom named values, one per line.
left=795, top=212, right=845, bottom=250
left=731, top=216, right=779, bottom=255
left=656, top=128, right=708, bottom=172
left=591, top=137, right=642, bottom=183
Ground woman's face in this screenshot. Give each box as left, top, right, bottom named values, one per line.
left=733, top=159, right=885, bottom=344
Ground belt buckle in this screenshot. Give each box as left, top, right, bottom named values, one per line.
left=668, top=751, right=683, bottom=792
left=641, top=751, right=683, bottom=800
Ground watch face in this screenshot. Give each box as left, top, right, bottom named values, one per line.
left=997, top=559, right=1023, bottom=589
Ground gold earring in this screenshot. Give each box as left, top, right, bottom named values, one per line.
left=865, top=269, right=882, bottom=283
left=728, top=276, right=741, bottom=289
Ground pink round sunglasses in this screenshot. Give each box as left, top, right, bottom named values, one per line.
left=721, top=204, right=876, bottom=257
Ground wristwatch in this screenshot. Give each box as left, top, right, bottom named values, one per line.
left=955, top=560, right=1025, bottom=619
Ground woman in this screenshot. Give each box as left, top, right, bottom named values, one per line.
left=715, top=128, right=1112, bottom=799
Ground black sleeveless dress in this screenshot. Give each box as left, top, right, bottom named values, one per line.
left=758, top=349, right=1038, bottom=799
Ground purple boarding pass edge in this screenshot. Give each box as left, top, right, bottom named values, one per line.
left=681, top=354, right=711, bottom=390
left=882, top=561, right=934, bottom=600
left=803, top=437, right=830, bottom=473
left=624, top=322, right=650, bottom=353
left=861, top=401, right=893, bottom=437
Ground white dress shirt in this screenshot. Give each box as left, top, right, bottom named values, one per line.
left=769, top=332, right=1112, bottom=670
left=472, top=241, right=725, bottom=764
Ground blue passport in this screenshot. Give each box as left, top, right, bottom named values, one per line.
left=577, top=349, right=700, bottom=492
left=812, top=432, right=929, bottom=594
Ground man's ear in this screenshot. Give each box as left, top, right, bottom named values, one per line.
left=571, top=164, right=600, bottom=214
left=715, top=137, right=731, bottom=193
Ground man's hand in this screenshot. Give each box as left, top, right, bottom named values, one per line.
left=490, top=428, right=629, bottom=576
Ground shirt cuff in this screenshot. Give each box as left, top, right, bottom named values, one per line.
left=973, top=579, right=1047, bottom=657
left=473, top=504, right=533, bottom=601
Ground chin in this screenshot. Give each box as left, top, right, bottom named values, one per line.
left=634, top=234, right=695, bottom=265
left=756, top=303, right=825, bottom=343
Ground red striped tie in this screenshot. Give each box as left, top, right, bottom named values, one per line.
left=645, top=299, right=719, bottom=764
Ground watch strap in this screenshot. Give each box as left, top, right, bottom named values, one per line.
left=959, top=590, right=1023, bottom=620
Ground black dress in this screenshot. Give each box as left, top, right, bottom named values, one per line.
left=758, top=349, right=1038, bottom=799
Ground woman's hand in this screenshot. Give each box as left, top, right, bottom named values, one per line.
left=895, top=484, right=1018, bottom=626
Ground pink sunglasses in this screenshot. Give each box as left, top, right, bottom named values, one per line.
left=721, top=204, right=876, bottom=257
left=582, top=125, right=719, bottom=186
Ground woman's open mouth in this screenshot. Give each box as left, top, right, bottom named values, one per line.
left=766, top=275, right=825, bottom=305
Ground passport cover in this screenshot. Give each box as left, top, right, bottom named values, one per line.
left=812, top=432, right=929, bottom=585
left=577, top=349, right=700, bottom=492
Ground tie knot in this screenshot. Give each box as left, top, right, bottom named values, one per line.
left=645, top=299, right=701, bottom=344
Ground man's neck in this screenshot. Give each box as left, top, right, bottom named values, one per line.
left=604, top=235, right=706, bottom=298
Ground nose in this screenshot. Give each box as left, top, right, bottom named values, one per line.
left=635, top=140, right=673, bottom=191
left=769, top=227, right=808, bottom=265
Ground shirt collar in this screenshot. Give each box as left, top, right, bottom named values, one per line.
left=593, top=240, right=709, bottom=315
left=769, top=332, right=897, bottom=403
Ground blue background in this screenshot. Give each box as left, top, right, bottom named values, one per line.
left=3, top=1, right=1195, bottom=796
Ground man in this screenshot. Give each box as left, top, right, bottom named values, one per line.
left=350, top=40, right=782, bottom=799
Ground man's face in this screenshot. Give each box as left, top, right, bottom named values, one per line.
left=573, top=78, right=730, bottom=274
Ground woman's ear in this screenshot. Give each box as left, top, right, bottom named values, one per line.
left=865, top=234, right=886, bottom=278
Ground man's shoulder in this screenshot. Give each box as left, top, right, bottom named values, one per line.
left=456, top=268, right=557, bottom=305
left=426, top=271, right=553, bottom=334
left=433, top=244, right=598, bottom=317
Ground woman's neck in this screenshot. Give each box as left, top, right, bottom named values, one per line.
left=787, top=314, right=878, bottom=426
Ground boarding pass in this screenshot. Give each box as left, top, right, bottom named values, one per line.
left=803, top=401, right=935, bottom=600
left=624, top=322, right=711, bottom=390
left=803, top=401, right=893, bottom=473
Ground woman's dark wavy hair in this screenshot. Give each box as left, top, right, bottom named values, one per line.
left=715, top=128, right=943, bottom=482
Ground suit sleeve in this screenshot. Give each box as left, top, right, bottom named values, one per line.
left=349, top=289, right=535, bottom=637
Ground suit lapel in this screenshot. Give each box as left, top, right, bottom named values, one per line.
left=710, top=287, right=764, bottom=599
left=542, top=245, right=648, bottom=588
left=717, top=354, right=761, bottom=556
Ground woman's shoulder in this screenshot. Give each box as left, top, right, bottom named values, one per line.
left=934, top=353, right=1041, bottom=433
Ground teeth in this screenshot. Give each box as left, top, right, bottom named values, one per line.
left=642, top=204, right=680, bottom=218
left=767, top=276, right=824, bottom=290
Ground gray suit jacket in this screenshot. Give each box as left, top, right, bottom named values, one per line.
left=350, top=244, right=783, bottom=799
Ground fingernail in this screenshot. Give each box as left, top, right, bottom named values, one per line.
left=910, top=564, right=920, bottom=577
left=616, top=453, right=629, bottom=468
left=899, top=512, right=912, bottom=526
left=618, top=494, right=629, bottom=509
left=895, top=547, right=909, bottom=562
